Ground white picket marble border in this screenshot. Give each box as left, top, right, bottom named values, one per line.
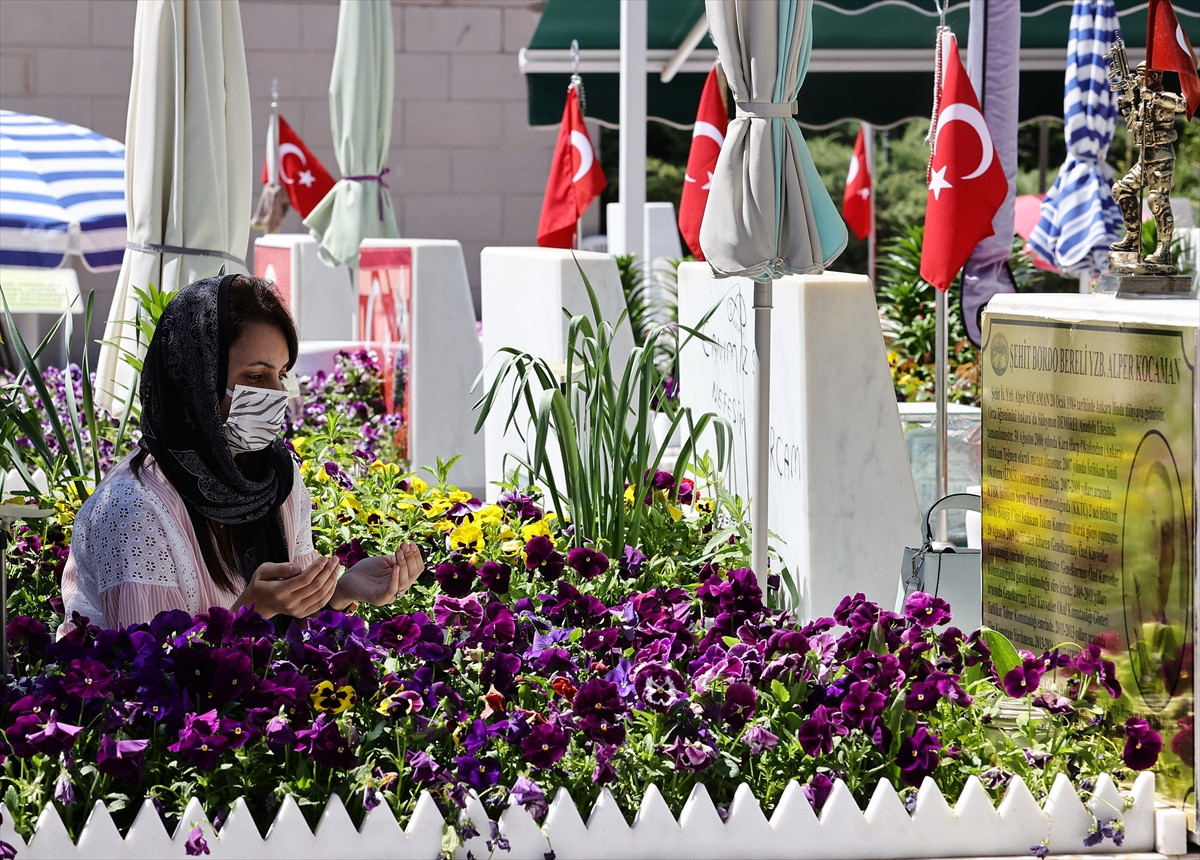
left=0, top=771, right=1186, bottom=860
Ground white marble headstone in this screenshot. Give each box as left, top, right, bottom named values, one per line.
left=479, top=248, right=632, bottom=502
left=677, top=262, right=920, bottom=619
left=360, top=239, right=484, bottom=495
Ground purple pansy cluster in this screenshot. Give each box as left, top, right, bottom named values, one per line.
left=1, top=559, right=1160, bottom=850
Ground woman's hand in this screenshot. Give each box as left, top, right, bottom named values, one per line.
left=234, top=556, right=340, bottom=619
left=332, top=542, right=424, bottom=608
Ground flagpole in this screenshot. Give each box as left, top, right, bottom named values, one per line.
left=865, top=122, right=875, bottom=285
left=935, top=286, right=948, bottom=541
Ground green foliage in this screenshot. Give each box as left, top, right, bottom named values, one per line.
left=472, top=258, right=730, bottom=557
left=875, top=225, right=980, bottom=405
left=2, top=291, right=139, bottom=502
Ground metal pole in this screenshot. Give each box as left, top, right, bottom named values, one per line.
left=752, top=280, right=772, bottom=588
left=935, top=288, right=949, bottom=541
left=865, top=122, right=876, bottom=286
left=618, top=0, right=647, bottom=260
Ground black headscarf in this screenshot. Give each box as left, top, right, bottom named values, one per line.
left=138, top=274, right=294, bottom=576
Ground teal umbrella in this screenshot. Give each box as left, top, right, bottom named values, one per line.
left=304, top=0, right=398, bottom=265
left=700, top=0, right=848, bottom=589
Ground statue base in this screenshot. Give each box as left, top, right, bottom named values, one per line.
left=1094, top=271, right=1196, bottom=298
left=1106, top=249, right=1182, bottom=277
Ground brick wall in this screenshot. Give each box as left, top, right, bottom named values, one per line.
left=0, top=0, right=597, bottom=324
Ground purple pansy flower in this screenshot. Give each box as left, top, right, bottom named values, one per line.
left=803, top=773, right=835, bottom=814
left=743, top=724, right=779, bottom=754
left=479, top=561, right=512, bottom=594
left=184, top=826, right=210, bottom=856
left=434, top=594, right=485, bottom=631
left=567, top=547, right=610, bottom=580
left=903, top=592, right=952, bottom=628
left=521, top=722, right=568, bottom=769
left=455, top=755, right=501, bottom=792
left=1122, top=717, right=1162, bottom=770
left=634, top=663, right=686, bottom=712
left=96, top=736, right=150, bottom=780
left=434, top=559, right=477, bottom=598
left=510, top=776, right=548, bottom=819
left=895, top=725, right=942, bottom=787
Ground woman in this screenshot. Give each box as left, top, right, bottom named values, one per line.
left=59, top=274, right=422, bottom=634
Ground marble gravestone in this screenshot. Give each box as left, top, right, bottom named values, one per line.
left=980, top=291, right=1198, bottom=831
left=677, top=263, right=921, bottom=620
left=479, top=248, right=632, bottom=502
left=361, top=239, right=484, bottom=496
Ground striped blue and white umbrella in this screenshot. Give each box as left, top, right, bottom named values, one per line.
left=0, top=110, right=126, bottom=272
left=1027, top=0, right=1123, bottom=276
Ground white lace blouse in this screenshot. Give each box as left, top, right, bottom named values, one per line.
left=58, top=451, right=318, bottom=636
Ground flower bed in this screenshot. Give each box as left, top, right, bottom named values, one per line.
left=0, top=350, right=1182, bottom=859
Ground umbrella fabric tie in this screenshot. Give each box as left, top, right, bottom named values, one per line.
left=735, top=102, right=797, bottom=118
left=125, top=241, right=246, bottom=268
left=346, top=167, right=391, bottom=220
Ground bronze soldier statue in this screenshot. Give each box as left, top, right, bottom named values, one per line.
left=1109, top=61, right=1188, bottom=271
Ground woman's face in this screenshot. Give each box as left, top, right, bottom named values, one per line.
left=220, top=320, right=291, bottom=421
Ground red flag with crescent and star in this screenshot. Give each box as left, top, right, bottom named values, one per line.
left=919, top=31, right=1007, bottom=292
left=678, top=67, right=728, bottom=260
left=259, top=116, right=336, bottom=219
left=1147, top=0, right=1200, bottom=120
left=537, top=87, right=606, bottom=248
left=842, top=125, right=872, bottom=240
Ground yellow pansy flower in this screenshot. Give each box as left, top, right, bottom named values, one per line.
left=369, top=460, right=401, bottom=476
left=424, top=498, right=451, bottom=519
left=407, top=476, right=429, bottom=494
left=696, top=498, right=715, bottom=516
left=501, top=538, right=523, bottom=557
left=668, top=504, right=683, bottom=522
left=520, top=520, right=554, bottom=543
left=311, top=680, right=357, bottom=714
left=339, top=493, right=362, bottom=513
left=448, top=490, right=472, bottom=503
left=478, top=505, right=505, bottom=525
left=449, top=521, right=485, bottom=553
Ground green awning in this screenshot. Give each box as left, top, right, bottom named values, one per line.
left=522, top=0, right=1198, bottom=129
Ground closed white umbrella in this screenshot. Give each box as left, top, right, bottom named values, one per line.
left=700, top=0, right=847, bottom=585
left=95, top=0, right=252, bottom=411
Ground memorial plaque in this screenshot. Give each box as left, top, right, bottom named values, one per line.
left=0, top=267, right=81, bottom=313
left=981, top=312, right=1195, bottom=811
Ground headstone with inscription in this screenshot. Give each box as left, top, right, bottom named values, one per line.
left=980, top=291, right=1198, bottom=830
left=677, top=263, right=920, bottom=619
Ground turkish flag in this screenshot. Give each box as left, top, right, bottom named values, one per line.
left=537, top=88, right=606, bottom=248
left=259, top=116, right=336, bottom=219
left=678, top=67, right=728, bottom=260
left=1147, top=0, right=1200, bottom=120
left=842, top=125, right=872, bottom=241
left=919, top=32, right=1008, bottom=292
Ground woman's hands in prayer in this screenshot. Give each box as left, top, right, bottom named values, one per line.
left=234, top=556, right=340, bottom=619
left=332, top=542, right=424, bottom=609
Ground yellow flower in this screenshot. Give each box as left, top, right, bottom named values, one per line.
left=449, top=521, right=485, bottom=552
left=478, top=505, right=505, bottom=525
left=434, top=519, right=455, bottom=533
left=501, top=538, right=523, bottom=557
left=696, top=498, right=715, bottom=516
left=369, top=460, right=401, bottom=476
left=423, top=498, right=451, bottom=519
left=408, top=476, right=429, bottom=494
left=520, top=520, right=553, bottom=543
left=311, top=680, right=357, bottom=714
left=668, top=504, right=683, bottom=522
left=624, top=485, right=636, bottom=507
left=339, top=493, right=362, bottom=513
left=53, top=499, right=77, bottom=527
left=448, top=490, right=472, bottom=503
left=291, top=436, right=310, bottom=455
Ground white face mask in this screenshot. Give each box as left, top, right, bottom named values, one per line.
left=223, top=384, right=291, bottom=454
